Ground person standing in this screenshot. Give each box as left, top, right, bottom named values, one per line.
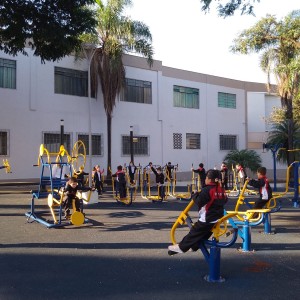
left=93, top=165, right=104, bottom=197
left=128, top=161, right=137, bottom=184
left=220, top=162, right=229, bottom=190
left=192, top=163, right=206, bottom=188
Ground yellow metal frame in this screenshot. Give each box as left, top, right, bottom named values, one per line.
left=109, top=166, right=137, bottom=205
left=47, top=189, right=85, bottom=225
left=170, top=199, right=239, bottom=244
left=2, top=159, right=11, bottom=173
left=140, top=165, right=167, bottom=202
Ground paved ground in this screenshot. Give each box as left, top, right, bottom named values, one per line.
left=0, top=184, right=300, bottom=300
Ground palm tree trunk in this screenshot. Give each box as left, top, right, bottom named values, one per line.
left=106, top=113, right=112, bottom=181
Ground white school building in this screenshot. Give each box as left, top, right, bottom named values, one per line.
left=0, top=48, right=285, bottom=182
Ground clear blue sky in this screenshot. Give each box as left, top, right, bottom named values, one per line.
left=125, top=0, right=299, bottom=83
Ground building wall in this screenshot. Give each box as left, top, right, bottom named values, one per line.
left=0, top=50, right=284, bottom=181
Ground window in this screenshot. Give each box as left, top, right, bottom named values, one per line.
left=218, top=92, right=236, bottom=109
left=43, top=133, right=71, bottom=153
left=55, top=67, right=88, bottom=97
left=0, top=131, right=8, bottom=155
left=0, top=58, right=16, bottom=89
left=173, top=133, right=182, bottom=149
left=173, top=85, right=199, bottom=109
left=122, top=135, right=149, bottom=156
left=186, top=133, right=200, bottom=149
left=220, top=135, right=237, bottom=150
left=78, top=134, right=102, bottom=156
left=121, top=78, right=152, bottom=104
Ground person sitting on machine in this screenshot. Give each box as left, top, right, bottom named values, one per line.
left=168, top=169, right=228, bottom=254
left=246, top=166, right=272, bottom=218
left=63, top=177, right=81, bottom=219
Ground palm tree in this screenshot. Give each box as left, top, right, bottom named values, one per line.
left=88, top=0, right=153, bottom=178
left=266, top=120, right=300, bottom=164
left=231, top=10, right=300, bottom=165
left=223, top=149, right=262, bottom=173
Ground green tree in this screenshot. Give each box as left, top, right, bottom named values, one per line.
left=0, top=0, right=96, bottom=62
left=223, top=149, right=262, bottom=173
left=87, top=0, right=153, bottom=176
left=266, top=120, right=300, bottom=164
left=200, top=0, right=260, bottom=17
left=231, top=10, right=300, bottom=165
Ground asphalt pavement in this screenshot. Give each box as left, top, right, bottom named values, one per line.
left=1, top=184, right=300, bottom=300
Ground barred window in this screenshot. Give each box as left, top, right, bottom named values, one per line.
left=78, top=134, right=102, bottom=156
left=55, top=67, right=88, bottom=97
left=218, top=92, right=236, bottom=109
left=173, top=85, right=199, bottom=109
left=186, top=133, right=200, bottom=149
left=0, top=131, right=8, bottom=155
left=173, top=133, right=182, bottom=149
left=220, top=135, right=237, bottom=150
left=122, top=135, right=149, bottom=155
left=121, top=78, right=152, bottom=104
left=43, top=133, right=71, bottom=153
left=0, top=58, right=16, bottom=89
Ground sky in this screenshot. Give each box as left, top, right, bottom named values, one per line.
left=124, top=0, right=299, bottom=84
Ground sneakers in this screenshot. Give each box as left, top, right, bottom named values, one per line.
left=168, top=244, right=183, bottom=255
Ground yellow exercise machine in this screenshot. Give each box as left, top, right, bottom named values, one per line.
left=1, top=159, right=11, bottom=173
left=109, top=166, right=137, bottom=206
left=169, top=197, right=239, bottom=282
left=25, top=142, right=91, bottom=228
left=140, top=164, right=167, bottom=202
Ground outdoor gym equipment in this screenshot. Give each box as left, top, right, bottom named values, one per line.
left=109, top=166, right=137, bottom=206
left=71, top=140, right=86, bottom=174
left=0, top=159, right=11, bottom=173
left=25, top=143, right=92, bottom=228
left=225, top=179, right=286, bottom=251
left=140, top=164, right=167, bottom=203
left=169, top=199, right=238, bottom=282
left=174, top=164, right=200, bottom=201
left=163, top=163, right=178, bottom=199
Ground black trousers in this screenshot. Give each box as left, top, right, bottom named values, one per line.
left=179, top=221, right=215, bottom=252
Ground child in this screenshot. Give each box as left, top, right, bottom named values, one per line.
left=112, top=165, right=127, bottom=198
left=128, top=161, right=137, bottom=184
left=247, top=167, right=272, bottom=215
left=165, top=162, right=174, bottom=182
left=168, top=169, right=228, bottom=254
left=93, top=165, right=104, bottom=197
left=151, top=165, right=165, bottom=200
left=192, top=163, right=206, bottom=188
left=74, top=166, right=89, bottom=189
left=220, top=162, right=229, bottom=190
left=236, top=163, right=247, bottom=188
left=63, top=177, right=81, bottom=219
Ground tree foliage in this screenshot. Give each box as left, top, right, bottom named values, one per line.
left=223, top=149, right=262, bottom=173
left=266, top=120, right=300, bottom=164
left=0, top=0, right=96, bottom=62
left=231, top=10, right=300, bottom=164
left=85, top=0, right=154, bottom=174
left=200, top=0, right=260, bottom=17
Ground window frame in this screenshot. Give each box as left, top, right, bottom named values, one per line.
left=120, top=78, right=152, bottom=104
left=54, top=66, right=88, bottom=97
left=186, top=133, right=201, bottom=150
left=219, top=134, right=237, bottom=150
left=0, top=130, right=9, bottom=156
left=121, top=135, right=149, bottom=156
left=0, top=58, right=16, bottom=89
left=173, top=85, right=199, bottom=109
left=218, top=92, right=236, bottom=109
left=77, top=133, right=102, bottom=156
